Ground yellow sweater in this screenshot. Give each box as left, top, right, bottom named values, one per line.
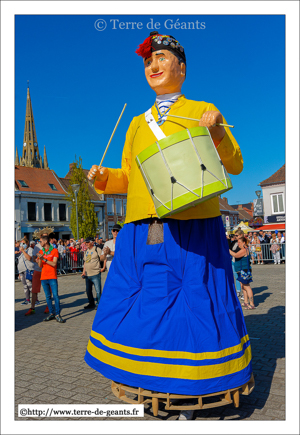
left=94, top=95, right=243, bottom=224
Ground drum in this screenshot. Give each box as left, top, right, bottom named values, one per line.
left=136, top=127, right=232, bottom=218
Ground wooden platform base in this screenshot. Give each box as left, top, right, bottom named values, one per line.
left=111, top=374, right=255, bottom=416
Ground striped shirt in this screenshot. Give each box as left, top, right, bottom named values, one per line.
left=155, top=92, right=182, bottom=125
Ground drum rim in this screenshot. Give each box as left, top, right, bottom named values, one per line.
left=136, top=126, right=210, bottom=165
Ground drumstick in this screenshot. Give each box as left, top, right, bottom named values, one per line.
left=99, top=103, right=127, bottom=169
left=166, top=113, right=234, bottom=128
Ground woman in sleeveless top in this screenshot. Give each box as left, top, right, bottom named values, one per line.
left=230, top=236, right=256, bottom=309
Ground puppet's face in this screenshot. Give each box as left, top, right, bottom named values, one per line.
left=144, top=50, right=186, bottom=95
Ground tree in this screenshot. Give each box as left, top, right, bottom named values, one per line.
left=66, top=157, right=98, bottom=239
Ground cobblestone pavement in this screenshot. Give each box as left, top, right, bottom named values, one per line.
left=15, top=264, right=285, bottom=421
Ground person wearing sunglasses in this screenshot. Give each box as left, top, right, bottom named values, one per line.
left=100, top=224, right=122, bottom=273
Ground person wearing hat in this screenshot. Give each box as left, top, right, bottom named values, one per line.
left=85, top=32, right=251, bottom=419
left=81, top=237, right=105, bottom=309
left=100, top=224, right=122, bottom=273
left=24, top=240, right=42, bottom=316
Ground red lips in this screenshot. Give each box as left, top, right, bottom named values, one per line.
left=150, top=72, right=163, bottom=78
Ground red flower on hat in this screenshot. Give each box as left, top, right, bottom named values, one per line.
left=136, top=34, right=163, bottom=59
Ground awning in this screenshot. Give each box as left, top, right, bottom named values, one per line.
left=256, top=223, right=285, bottom=231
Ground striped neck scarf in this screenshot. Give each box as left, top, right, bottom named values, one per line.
left=155, top=92, right=182, bottom=125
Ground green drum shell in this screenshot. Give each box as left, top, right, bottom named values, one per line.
left=136, top=127, right=232, bottom=219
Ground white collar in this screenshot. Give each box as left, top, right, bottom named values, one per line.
left=156, top=92, right=182, bottom=104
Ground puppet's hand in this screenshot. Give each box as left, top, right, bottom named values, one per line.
left=88, top=165, right=108, bottom=182
left=199, top=111, right=225, bottom=144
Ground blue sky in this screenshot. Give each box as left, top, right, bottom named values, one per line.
left=15, top=14, right=285, bottom=205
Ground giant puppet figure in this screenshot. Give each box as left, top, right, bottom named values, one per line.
left=85, top=32, right=252, bottom=397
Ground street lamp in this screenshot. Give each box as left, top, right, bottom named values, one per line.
left=71, top=184, right=80, bottom=239
left=255, top=190, right=261, bottom=198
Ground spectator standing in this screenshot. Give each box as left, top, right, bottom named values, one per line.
left=230, top=236, right=255, bottom=309
left=15, top=240, right=21, bottom=278
left=17, top=238, right=34, bottom=305
left=95, top=237, right=104, bottom=250
left=270, top=233, right=281, bottom=264
left=277, top=232, right=285, bottom=263
left=253, top=233, right=263, bottom=264
left=25, top=240, right=43, bottom=316
left=228, top=230, right=244, bottom=297
left=281, top=232, right=285, bottom=263
left=249, top=236, right=257, bottom=265
left=81, top=237, right=105, bottom=309
left=69, top=242, right=79, bottom=272
left=37, top=235, right=65, bottom=323
left=80, top=239, right=88, bottom=252
left=258, top=230, right=268, bottom=264
left=57, top=241, right=65, bottom=275
left=101, top=224, right=122, bottom=272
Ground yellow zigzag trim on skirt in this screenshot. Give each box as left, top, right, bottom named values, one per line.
left=90, top=330, right=250, bottom=361
left=87, top=340, right=252, bottom=380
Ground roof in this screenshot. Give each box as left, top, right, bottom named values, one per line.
left=259, top=164, right=285, bottom=186
left=218, top=197, right=239, bottom=213
left=15, top=166, right=66, bottom=194
left=230, top=202, right=253, bottom=211
left=237, top=208, right=252, bottom=221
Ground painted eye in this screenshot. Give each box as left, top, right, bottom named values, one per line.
left=159, top=56, right=165, bottom=61
left=145, top=60, right=152, bottom=67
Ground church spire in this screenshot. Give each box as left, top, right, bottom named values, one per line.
left=20, top=84, right=42, bottom=168
left=15, top=147, right=20, bottom=165
left=43, top=145, right=49, bottom=169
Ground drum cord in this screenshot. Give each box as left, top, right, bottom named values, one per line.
left=186, top=129, right=228, bottom=193
left=155, top=141, right=200, bottom=211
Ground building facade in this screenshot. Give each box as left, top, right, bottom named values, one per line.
left=15, top=166, right=72, bottom=241
left=259, top=165, right=285, bottom=229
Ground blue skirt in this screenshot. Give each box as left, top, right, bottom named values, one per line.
left=85, top=217, right=252, bottom=395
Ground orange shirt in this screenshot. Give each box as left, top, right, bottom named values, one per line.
left=39, top=248, right=59, bottom=280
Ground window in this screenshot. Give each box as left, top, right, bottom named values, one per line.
left=123, top=199, right=127, bottom=216
left=27, top=202, right=36, bottom=221
left=59, top=204, right=66, bottom=221
left=107, top=198, right=114, bottom=215
left=115, top=199, right=122, bottom=216
left=49, top=184, right=57, bottom=191
left=271, top=193, right=285, bottom=214
left=44, top=203, right=52, bottom=221
left=18, top=180, right=29, bottom=188
left=108, top=222, right=115, bottom=239
left=97, top=208, right=103, bottom=224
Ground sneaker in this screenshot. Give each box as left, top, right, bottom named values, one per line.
left=84, top=303, right=96, bottom=309
left=44, top=306, right=49, bottom=314
left=241, top=295, right=245, bottom=300
left=35, top=300, right=40, bottom=305
left=21, top=299, right=30, bottom=305
left=178, top=407, right=194, bottom=420
left=55, top=314, right=66, bottom=323
left=237, top=292, right=241, bottom=297
left=43, top=313, right=55, bottom=321
left=25, top=308, right=35, bottom=316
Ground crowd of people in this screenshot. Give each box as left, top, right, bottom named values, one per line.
left=228, top=229, right=285, bottom=265
left=227, top=228, right=285, bottom=310
left=14, top=224, right=123, bottom=319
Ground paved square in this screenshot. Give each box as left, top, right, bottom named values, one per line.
left=15, top=264, right=285, bottom=420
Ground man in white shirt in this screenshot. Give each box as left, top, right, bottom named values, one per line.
left=101, top=224, right=122, bottom=272
left=24, top=240, right=42, bottom=315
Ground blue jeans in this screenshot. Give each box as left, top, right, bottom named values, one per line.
left=86, top=273, right=102, bottom=306
left=232, top=261, right=241, bottom=292
left=41, top=279, right=61, bottom=315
